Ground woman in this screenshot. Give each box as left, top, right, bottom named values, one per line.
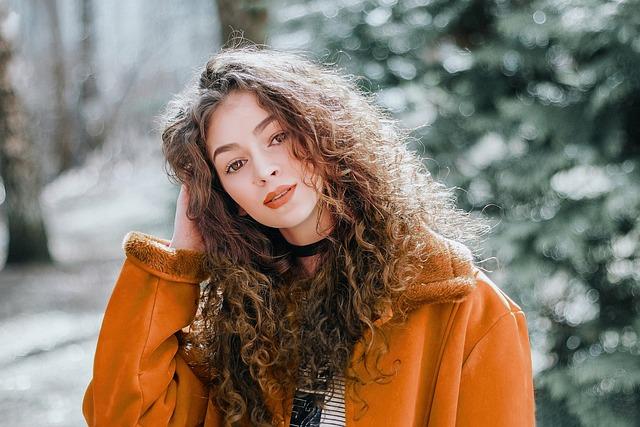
left=82, top=46, right=535, bottom=426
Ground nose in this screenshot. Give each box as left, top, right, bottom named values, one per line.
left=253, top=155, right=279, bottom=184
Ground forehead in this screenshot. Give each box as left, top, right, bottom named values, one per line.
left=206, top=91, right=271, bottom=147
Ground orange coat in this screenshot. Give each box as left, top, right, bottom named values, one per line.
left=82, top=230, right=536, bottom=426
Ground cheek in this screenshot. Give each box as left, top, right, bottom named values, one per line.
left=221, top=180, right=251, bottom=207
left=290, top=155, right=316, bottom=183
left=301, top=163, right=324, bottom=194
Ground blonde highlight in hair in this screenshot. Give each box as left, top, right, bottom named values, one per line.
left=160, top=45, right=487, bottom=426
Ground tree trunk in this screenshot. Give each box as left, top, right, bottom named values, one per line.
left=215, top=0, right=268, bottom=46
left=0, top=14, right=51, bottom=264
left=43, top=0, right=75, bottom=174
left=75, top=0, right=103, bottom=160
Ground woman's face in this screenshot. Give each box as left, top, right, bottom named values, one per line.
left=205, top=90, right=328, bottom=244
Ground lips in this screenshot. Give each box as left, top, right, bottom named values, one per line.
left=262, top=184, right=296, bottom=208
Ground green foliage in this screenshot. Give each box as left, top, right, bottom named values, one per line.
left=271, top=0, right=640, bottom=424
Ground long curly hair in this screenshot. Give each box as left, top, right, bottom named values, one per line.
left=160, top=45, right=486, bottom=426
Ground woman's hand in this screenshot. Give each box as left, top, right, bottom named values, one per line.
left=169, top=185, right=206, bottom=252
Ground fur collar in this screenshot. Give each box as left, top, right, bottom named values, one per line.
left=398, top=228, right=478, bottom=310
left=123, top=228, right=478, bottom=309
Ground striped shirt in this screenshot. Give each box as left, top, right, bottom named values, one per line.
left=289, top=366, right=346, bottom=427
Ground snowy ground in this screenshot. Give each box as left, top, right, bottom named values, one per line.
left=0, top=136, right=179, bottom=426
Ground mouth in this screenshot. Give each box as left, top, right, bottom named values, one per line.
left=263, top=184, right=297, bottom=207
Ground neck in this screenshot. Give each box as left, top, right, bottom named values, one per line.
left=298, top=254, right=321, bottom=276
left=279, top=203, right=334, bottom=247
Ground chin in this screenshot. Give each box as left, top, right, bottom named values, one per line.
left=256, top=205, right=317, bottom=230
left=266, top=215, right=308, bottom=230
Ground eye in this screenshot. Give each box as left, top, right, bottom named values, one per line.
left=225, top=159, right=245, bottom=174
left=269, top=131, right=289, bottom=146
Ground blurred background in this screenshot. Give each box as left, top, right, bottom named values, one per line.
left=0, top=0, right=638, bottom=425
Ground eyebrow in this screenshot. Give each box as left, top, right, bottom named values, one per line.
left=211, top=114, right=277, bottom=163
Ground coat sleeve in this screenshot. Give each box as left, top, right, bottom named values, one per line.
left=455, top=309, right=536, bottom=426
left=82, top=231, right=217, bottom=427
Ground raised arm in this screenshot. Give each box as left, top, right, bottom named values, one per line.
left=82, top=231, right=213, bottom=426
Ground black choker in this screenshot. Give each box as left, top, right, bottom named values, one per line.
left=286, top=237, right=330, bottom=257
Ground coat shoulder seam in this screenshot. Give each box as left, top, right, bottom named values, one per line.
left=461, top=309, right=525, bottom=368
left=425, top=303, right=460, bottom=420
